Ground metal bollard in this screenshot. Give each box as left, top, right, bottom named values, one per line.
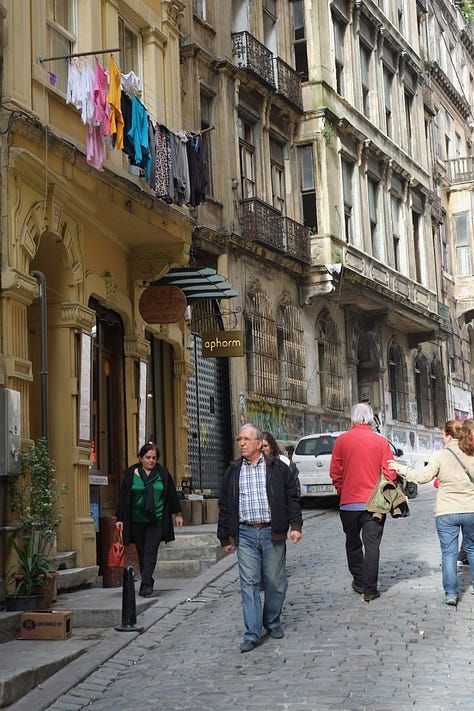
left=114, top=565, right=144, bottom=632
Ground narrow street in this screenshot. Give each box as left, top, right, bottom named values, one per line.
left=45, top=486, right=474, bottom=710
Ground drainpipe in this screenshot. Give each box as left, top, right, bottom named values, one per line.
left=31, top=270, right=48, bottom=445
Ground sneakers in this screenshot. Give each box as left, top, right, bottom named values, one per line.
left=267, top=625, right=284, bottom=639
left=240, top=639, right=261, bottom=653
left=444, top=595, right=457, bottom=606
left=351, top=580, right=364, bottom=594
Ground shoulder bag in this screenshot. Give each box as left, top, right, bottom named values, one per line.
left=446, top=448, right=474, bottom=486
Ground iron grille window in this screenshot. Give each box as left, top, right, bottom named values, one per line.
left=414, top=352, right=433, bottom=426
left=431, top=357, right=447, bottom=428
left=245, top=292, right=279, bottom=398
left=316, top=312, right=344, bottom=411
left=277, top=302, right=306, bottom=404
left=388, top=341, right=409, bottom=422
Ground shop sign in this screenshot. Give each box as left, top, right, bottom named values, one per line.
left=202, top=330, right=245, bottom=358
left=139, top=285, right=186, bottom=324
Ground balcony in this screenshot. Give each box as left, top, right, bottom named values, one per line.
left=232, top=32, right=303, bottom=111
left=240, top=197, right=310, bottom=264
left=446, top=156, right=474, bottom=183
left=232, top=31, right=275, bottom=88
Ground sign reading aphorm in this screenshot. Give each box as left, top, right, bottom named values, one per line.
left=201, top=331, right=245, bottom=358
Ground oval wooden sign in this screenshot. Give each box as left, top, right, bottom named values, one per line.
left=139, top=285, right=186, bottom=324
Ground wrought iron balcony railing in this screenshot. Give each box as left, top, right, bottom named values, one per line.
left=274, top=57, right=303, bottom=111
left=240, top=198, right=310, bottom=264
left=232, top=32, right=302, bottom=110
left=232, top=31, right=275, bottom=88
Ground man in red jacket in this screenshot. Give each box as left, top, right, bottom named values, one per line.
left=330, top=403, right=396, bottom=602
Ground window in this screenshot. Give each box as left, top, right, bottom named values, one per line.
left=431, top=357, right=447, bottom=428
left=46, top=0, right=76, bottom=94
left=391, top=195, right=401, bottom=271
left=412, top=210, right=423, bottom=283
left=440, top=223, right=450, bottom=273
left=333, top=16, right=346, bottom=96
left=383, top=67, right=393, bottom=138
left=245, top=291, right=278, bottom=398
left=118, top=15, right=141, bottom=75
left=414, top=351, right=433, bottom=426
left=444, top=112, right=451, bottom=160
left=238, top=117, right=256, bottom=199
left=195, top=0, right=208, bottom=22
left=388, top=341, right=408, bottom=422
left=433, top=110, right=441, bottom=160
left=299, top=145, right=317, bottom=233
left=454, top=212, right=472, bottom=276
left=277, top=301, right=306, bottom=403
left=270, top=138, right=286, bottom=214
left=201, top=93, right=214, bottom=197
left=342, top=158, right=354, bottom=244
left=404, top=91, right=413, bottom=153
left=292, top=0, right=309, bottom=81
left=360, top=43, right=371, bottom=118
left=316, top=311, right=344, bottom=411
left=368, top=177, right=382, bottom=260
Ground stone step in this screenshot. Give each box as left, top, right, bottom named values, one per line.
left=57, top=566, right=100, bottom=592
left=171, top=531, right=218, bottom=546
left=157, top=543, right=220, bottom=562
left=155, top=558, right=218, bottom=578
left=55, top=550, right=77, bottom=570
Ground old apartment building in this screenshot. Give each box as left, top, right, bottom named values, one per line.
left=1, top=0, right=474, bottom=585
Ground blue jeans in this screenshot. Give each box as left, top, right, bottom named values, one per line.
left=435, top=513, right=474, bottom=596
left=236, top=525, right=288, bottom=643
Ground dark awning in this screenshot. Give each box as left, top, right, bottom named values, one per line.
left=152, top=267, right=239, bottom=303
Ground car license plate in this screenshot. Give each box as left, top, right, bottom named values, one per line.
left=306, top=484, right=334, bottom=493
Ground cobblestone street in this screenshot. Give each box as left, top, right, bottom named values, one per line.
left=46, top=486, right=474, bottom=711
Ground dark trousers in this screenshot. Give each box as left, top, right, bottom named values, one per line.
left=339, top=509, right=386, bottom=594
left=130, top=519, right=164, bottom=588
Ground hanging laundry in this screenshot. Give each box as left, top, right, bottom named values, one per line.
left=122, top=92, right=151, bottom=179
left=66, top=58, right=95, bottom=125
left=107, top=55, right=124, bottom=150
left=121, top=70, right=142, bottom=95
left=169, top=131, right=190, bottom=205
left=154, top=123, right=172, bottom=202
left=187, top=133, right=207, bottom=207
left=93, top=59, right=110, bottom=135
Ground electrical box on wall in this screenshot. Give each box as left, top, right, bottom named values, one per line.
left=0, top=389, right=21, bottom=476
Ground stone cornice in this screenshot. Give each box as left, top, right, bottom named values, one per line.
left=1, top=268, right=39, bottom=304
left=60, top=303, right=96, bottom=330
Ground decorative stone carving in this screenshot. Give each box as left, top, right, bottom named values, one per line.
left=60, top=303, right=96, bottom=330
left=103, top=272, right=118, bottom=305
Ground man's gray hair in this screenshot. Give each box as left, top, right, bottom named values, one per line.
left=351, top=403, right=374, bottom=425
left=239, top=423, right=263, bottom=440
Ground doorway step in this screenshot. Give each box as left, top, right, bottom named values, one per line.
left=155, top=526, right=223, bottom=578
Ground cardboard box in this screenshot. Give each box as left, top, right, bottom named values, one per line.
left=20, top=610, right=73, bottom=640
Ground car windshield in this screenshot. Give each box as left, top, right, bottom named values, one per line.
left=295, top=436, right=337, bottom=456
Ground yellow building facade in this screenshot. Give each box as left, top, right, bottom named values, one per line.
left=0, top=0, right=195, bottom=581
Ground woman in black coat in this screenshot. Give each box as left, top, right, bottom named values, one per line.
left=116, top=442, right=183, bottom=597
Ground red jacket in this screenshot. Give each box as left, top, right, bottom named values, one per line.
left=329, top=424, right=396, bottom=506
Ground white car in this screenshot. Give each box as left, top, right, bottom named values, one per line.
left=292, top=432, right=343, bottom=498
left=292, top=431, right=417, bottom=499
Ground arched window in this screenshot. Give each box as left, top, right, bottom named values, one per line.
left=431, top=356, right=447, bottom=427
left=244, top=291, right=278, bottom=397
left=277, top=301, right=306, bottom=403
left=414, top=350, right=433, bottom=426
left=388, top=340, right=408, bottom=421
left=316, top=311, right=344, bottom=410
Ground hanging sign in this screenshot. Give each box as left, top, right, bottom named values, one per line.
left=139, top=285, right=186, bottom=324
left=202, top=331, right=245, bottom=358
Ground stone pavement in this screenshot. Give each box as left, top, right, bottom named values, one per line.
left=7, top=485, right=474, bottom=711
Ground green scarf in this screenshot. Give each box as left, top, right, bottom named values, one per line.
left=138, top=464, right=160, bottom=520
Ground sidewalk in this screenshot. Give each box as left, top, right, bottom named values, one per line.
left=0, top=522, right=231, bottom=709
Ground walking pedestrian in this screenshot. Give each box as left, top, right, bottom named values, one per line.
left=388, top=420, right=474, bottom=606
left=329, top=402, right=397, bottom=602
left=261, top=431, right=301, bottom=498
left=217, top=423, right=303, bottom=652
left=116, top=442, right=183, bottom=597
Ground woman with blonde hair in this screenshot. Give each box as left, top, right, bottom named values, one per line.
left=389, top=420, right=474, bottom=606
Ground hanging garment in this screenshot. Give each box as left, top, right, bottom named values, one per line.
left=93, top=59, right=110, bottom=135
left=127, top=93, right=151, bottom=180
left=169, top=131, right=190, bottom=205
left=154, top=123, right=172, bottom=201
left=187, top=133, right=207, bottom=207
left=66, top=58, right=95, bottom=125
left=107, top=56, right=124, bottom=150
left=120, top=70, right=142, bottom=95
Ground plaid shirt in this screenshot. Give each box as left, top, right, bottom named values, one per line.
left=239, top=454, right=271, bottom=523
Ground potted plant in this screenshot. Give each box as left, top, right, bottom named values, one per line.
left=5, top=437, right=67, bottom=610
left=5, top=537, right=54, bottom=611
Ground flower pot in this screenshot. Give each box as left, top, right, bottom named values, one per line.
left=4, top=593, right=46, bottom=612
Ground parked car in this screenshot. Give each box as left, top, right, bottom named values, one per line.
left=292, top=431, right=418, bottom=499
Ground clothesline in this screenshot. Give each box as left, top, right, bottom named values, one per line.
left=39, top=47, right=121, bottom=63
